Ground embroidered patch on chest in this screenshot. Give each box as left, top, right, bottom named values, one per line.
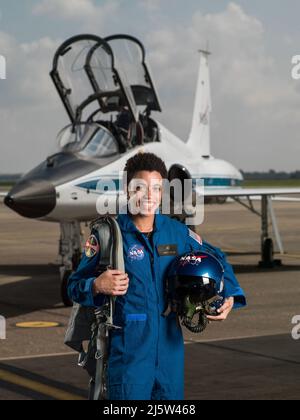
left=84, top=235, right=100, bottom=258
left=128, top=244, right=145, bottom=261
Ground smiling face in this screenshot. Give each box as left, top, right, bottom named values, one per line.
left=127, top=170, right=163, bottom=216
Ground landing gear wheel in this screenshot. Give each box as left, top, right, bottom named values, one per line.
left=259, top=238, right=282, bottom=268
left=61, top=270, right=73, bottom=307
left=216, top=197, right=227, bottom=205
left=263, top=238, right=274, bottom=263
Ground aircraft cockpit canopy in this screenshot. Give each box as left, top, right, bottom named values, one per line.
left=51, top=35, right=105, bottom=124
left=57, top=123, right=119, bottom=159
left=51, top=34, right=161, bottom=123
left=103, top=35, right=161, bottom=112
left=51, top=34, right=162, bottom=156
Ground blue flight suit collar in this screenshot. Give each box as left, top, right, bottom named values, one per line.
left=117, top=208, right=165, bottom=234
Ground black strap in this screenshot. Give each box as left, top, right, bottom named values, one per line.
left=88, top=216, right=120, bottom=400
left=91, top=217, right=115, bottom=273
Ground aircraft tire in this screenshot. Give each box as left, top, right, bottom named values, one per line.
left=262, top=238, right=274, bottom=264
left=216, top=197, right=227, bottom=205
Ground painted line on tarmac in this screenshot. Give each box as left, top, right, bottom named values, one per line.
left=15, top=322, right=61, bottom=329
left=0, top=351, right=77, bottom=362
left=223, top=248, right=300, bottom=260
left=196, top=341, right=300, bottom=367
left=0, top=368, right=85, bottom=400
left=281, top=254, right=300, bottom=259
left=184, top=332, right=290, bottom=345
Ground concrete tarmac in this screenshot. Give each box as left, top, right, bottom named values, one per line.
left=0, top=197, right=299, bottom=400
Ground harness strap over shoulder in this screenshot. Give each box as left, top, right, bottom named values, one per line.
left=64, top=216, right=124, bottom=400
left=91, top=216, right=124, bottom=401
left=91, top=215, right=125, bottom=275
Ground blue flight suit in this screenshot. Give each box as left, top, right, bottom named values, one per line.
left=68, top=212, right=246, bottom=400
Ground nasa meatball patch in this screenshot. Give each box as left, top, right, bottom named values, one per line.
left=85, top=235, right=100, bottom=258
left=128, top=244, right=145, bottom=261
left=189, top=229, right=203, bottom=245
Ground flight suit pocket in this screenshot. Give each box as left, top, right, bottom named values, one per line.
left=109, top=314, right=154, bottom=385
left=123, top=314, right=149, bottom=360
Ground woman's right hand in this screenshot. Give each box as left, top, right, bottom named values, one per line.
left=93, top=269, right=129, bottom=296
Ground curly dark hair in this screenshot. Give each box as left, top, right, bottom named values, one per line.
left=124, top=152, right=168, bottom=187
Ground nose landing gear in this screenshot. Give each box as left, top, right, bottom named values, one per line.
left=59, top=222, right=84, bottom=307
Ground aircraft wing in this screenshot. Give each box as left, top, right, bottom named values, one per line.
left=239, top=196, right=300, bottom=202
left=197, top=187, right=300, bottom=199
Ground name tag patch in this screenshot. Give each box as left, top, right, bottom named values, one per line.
left=157, top=244, right=178, bottom=257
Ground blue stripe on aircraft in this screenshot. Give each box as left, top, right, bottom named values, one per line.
left=198, top=179, right=242, bottom=187
left=76, top=179, right=122, bottom=191
left=76, top=178, right=242, bottom=191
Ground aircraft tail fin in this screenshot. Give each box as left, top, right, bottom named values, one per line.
left=187, top=49, right=212, bottom=157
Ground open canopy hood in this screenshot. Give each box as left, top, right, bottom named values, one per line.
left=50, top=34, right=162, bottom=125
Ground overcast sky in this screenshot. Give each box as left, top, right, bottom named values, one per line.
left=1, top=0, right=300, bottom=174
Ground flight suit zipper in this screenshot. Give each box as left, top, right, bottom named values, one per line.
left=138, top=232, right=160, bottom=369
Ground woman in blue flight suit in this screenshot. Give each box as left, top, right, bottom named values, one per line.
left=68, top=152, right=246, bottom=401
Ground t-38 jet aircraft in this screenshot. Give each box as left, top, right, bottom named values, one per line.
left=2, top=34, right=300, bottom=306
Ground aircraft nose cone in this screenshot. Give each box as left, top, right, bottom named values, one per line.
left=4, top=179, right=56, bottom=218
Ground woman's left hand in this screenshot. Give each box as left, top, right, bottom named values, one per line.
left=207, top=297, right=234, bottom=322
